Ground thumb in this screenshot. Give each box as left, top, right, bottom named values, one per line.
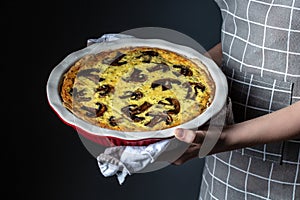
left=174, top=128, right=205, bottom=144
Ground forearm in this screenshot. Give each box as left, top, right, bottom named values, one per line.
left=205, top=42, right=223, bottom=67
left=215, top=101, right=300, bottom=154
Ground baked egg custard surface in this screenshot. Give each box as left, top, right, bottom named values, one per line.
left=60, top=47, right=215, bottom=132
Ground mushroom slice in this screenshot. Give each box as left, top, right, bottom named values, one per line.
left=108, top=53, right=127, bottom=66
left=122, top=68, right=148, bottom=82
left=173, top=65, right=193, bottom=76
left=77, top=69, right=103, bottom=83
left=183, top=82, right=206, bottom=99
left=158, top=98, right=180, bottom=114
left=108, top=116, right=123, bottom=126
left=146, top=63, right=170, bottom=72
left=119, top=90, right=144, bottom=100
left=121, top=102, right=152, bottom=122
left=136, top=51, right=160, bottom=63
left=130, top=102, right=152, bottom=115
left=72, top=88, right=91, bottom=102
left=96, top=84, right=115, bottom=97
left=145, top=112, right=173, bottom=127
left=81, top=102, right=107, bottom=117
left=151, top=78, right=181, bottom=91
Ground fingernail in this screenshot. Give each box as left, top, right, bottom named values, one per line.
left=175, top=128, right=184, bottom=138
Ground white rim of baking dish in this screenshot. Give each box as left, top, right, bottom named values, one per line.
left=46, top=38, right=228, bottom=141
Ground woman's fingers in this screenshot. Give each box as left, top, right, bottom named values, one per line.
left=172, top=128, right=207, bottom=165
left=174, top=128, right=206, bottom=144
left=172, top=144, right=201, bottom=165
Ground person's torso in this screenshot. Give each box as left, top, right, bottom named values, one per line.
left=214, top=0, right=300, bottom=164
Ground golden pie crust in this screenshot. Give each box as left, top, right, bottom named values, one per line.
left=60, top=46, right=215, bottom=132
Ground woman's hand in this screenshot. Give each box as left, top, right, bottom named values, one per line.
left=172, top=101, right=300, bottom=165
left=172, top=127, right=229, bottom=165
left=172, top=128, right=206, bottom=165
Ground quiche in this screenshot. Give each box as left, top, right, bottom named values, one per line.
left=60, top=46, right=215, bottom=132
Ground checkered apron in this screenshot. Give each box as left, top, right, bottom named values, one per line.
left=199, top=0, right=300, bottom=199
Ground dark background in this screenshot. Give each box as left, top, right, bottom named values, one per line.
left=17, top=0, right=222, bottom=199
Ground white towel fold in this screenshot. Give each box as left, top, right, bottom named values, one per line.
left=97, top=139, right=172, bottom=185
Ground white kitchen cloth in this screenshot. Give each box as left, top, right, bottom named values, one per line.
left=97, top=138, right=172, bottom=185
left=87, top=33, right=134, bottom=46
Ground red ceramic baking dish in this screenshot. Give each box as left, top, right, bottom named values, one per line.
left=46, top=37, right=228, bottom=147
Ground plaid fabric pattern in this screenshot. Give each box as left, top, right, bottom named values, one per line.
left=200, top=150, right=300, bottom=200
left=222, top=66, right=294, bottom=163
left=199, top=0, right=300, bottom=199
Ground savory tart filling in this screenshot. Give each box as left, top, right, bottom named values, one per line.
left=60, top=46, right=215, bottom=131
